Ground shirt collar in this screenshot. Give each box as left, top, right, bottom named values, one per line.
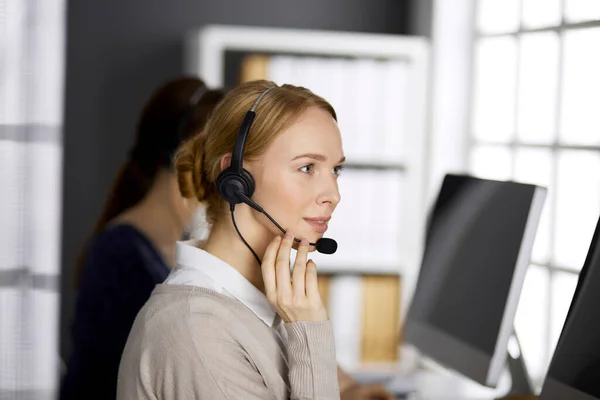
left=166, top=240, right=278, bottom=327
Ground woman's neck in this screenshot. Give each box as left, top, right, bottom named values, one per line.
left=114, top=181, right=184, bottom=268
left=203, top=210, right=274, bottom=293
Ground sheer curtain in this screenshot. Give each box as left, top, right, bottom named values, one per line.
left=0, top=0, right=66, bottom=398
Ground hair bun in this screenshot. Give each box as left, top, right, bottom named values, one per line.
left=174, top=134, right=207, bottom=202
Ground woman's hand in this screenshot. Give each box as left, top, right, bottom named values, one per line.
left=338, top=367, right=396, bottom=400
left=340, top=383, right=396, bottom=400
left=261, top=231, right=328, bottom=323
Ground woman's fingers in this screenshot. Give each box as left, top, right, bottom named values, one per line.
left=275, top=231, right=294, bottom=300
left=261, top=235, right=281, bottom=303
left=292, top=238, right=309, bottom=297
left=305, top=259, right=319, bottom=299
left=263, top=232, right=328, bottom=323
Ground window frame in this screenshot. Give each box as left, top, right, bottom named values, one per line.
left=467, top=0, right=600, bottom=383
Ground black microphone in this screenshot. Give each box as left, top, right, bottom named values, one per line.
left=313, top=238, right=337, bottom=255
left=234, top=191, right=338, bottom=255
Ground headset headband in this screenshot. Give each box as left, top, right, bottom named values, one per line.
left=176, top=84, right=209, bottom=142
left=229, top=86, right=277, bottom=173
left=188, top=84, right=209, bottom=107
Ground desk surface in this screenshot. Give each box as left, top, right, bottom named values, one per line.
left=349, top=362, right=537, bottom=400
left=407, top=372, right=539, bottom=400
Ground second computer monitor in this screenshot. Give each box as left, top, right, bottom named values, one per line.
left=540, top=215, right=600, bottom=400
left=404, top=174, right=546, bottom=388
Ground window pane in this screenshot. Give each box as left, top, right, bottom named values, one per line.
left=515, top=265, right=550, bottom=384
left=560, top=28, right=600, bottom=145
left=477, top=0, right=520, bottom=34
left=514, top=148, right=553, bottom=263
left=0, top=141, right=22, bottom=270
left=0, top=289, right=24, bottom=385
left=554, top=151, right=600, bottom=268
left=470, top=145, right=513, bottom=180
left=472, top=37, right=517, bottom=143
left=30, top=142, right=62, bottom=274
left=549, top=271, right=579, bottom=354
left=31, top=290, right=60, bottom=389
left=517, top=33, right=559, bottom=144
left=0, top=0, right=28, bottom=125
left=565, top=0, right=600, bottom=23
left=522, top=0, right=561, bottom=28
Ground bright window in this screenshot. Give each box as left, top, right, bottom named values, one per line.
left=470, top=0, right=600, bottom=385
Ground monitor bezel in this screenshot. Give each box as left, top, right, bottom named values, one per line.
left=404, top=175, right=547, bottom=388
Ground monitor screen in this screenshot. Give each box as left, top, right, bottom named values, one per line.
left=404, top=174, right=546, bottom=387
left=540, top=215, right=600, bottom=400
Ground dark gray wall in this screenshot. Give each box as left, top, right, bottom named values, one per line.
left=409, top=0, right=433, bottom=37
left=60, top=0, right=430, bottom=358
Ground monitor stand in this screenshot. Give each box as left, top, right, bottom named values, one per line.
left=496, top=330, right=537, bottom=400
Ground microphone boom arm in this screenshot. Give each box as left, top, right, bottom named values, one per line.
left=234, top=190, right=336, bottom=252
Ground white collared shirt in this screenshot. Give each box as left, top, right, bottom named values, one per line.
left=164, top=240, right=279, bottom=328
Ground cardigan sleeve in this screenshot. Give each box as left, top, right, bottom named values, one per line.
left=284, top=321, right=340, bottom=400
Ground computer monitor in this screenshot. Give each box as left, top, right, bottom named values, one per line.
left=403, top=174, right=546, bottom=390
left=539, top=215, right=600, bottom=400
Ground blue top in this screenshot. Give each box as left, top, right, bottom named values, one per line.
left=60, top=224, right=170, bottom=400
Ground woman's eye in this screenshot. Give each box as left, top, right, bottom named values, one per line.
left=333, top=165, right=344, bottom=176
left=299, top=164, right=314, bottom=174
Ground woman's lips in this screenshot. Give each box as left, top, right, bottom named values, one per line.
left=303, top=218, right=329, bottom=234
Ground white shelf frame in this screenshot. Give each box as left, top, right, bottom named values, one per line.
left=185, top=24, right=431, bottom=319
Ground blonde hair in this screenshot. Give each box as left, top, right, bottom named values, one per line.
left=174, top=80, right=337, bottom=226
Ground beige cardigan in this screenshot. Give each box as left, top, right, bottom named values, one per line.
left=117, top=284, right=340, bottom=399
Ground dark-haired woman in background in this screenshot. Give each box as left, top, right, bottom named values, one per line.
left=59, top=77, right=224, bottom=400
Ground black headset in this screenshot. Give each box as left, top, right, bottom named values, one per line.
left=216, top=86, right=275, bottom=209
left=173, top=84, right=209, bottom=156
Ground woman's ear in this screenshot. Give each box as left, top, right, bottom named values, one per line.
left=220, top=153, right=232, bottom=173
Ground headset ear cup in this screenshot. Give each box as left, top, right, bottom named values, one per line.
left=216, top=168, right=256, bottom=205
left=240, top=169, right=255, bottom=197
left=217, top=169, right=240, bottom=205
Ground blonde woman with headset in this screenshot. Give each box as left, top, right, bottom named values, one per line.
left=117, top=80, right=394, bottom=400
